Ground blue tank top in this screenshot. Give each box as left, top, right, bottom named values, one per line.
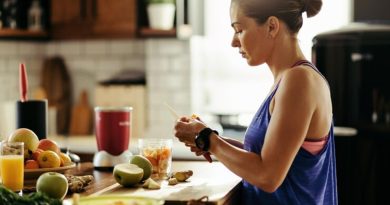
left=242, top=61, right=338, bottom=205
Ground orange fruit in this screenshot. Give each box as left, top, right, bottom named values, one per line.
left=38, top=150, right=61, bottom=168
left=59, top=152, right=72, bottom=166
left=25, top=160, right=39, bottom=169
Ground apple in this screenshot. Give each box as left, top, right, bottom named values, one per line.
left=142, top=178, right=161, bottom=189
left=32, top=148, right=44, bottom=161
left=37, top=139, right=60, bottom=155
left=8, top=128, right=39, bottom=159
left=36, top=172, right=68, bottom=199
left=38, top=150, right=61, bottom=168
left=129, top=155, right=153, bottom=181
left=113, top=163, right=144, bottom=187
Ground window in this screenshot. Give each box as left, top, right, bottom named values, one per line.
left=191, top=0, right=352, bottom=126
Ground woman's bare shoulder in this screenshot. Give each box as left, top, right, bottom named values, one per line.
left=281, top=66, right=327, bottom=91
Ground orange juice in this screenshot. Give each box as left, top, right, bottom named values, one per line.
left=0, top=155, right=24, bottom=191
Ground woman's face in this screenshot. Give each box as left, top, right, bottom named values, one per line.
left=230, top=3, right=273, bottom=66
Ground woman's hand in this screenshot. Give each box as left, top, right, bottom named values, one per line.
left=189, top=145, right=210, bottom=157
left=174, top=116, right=207, bottom=146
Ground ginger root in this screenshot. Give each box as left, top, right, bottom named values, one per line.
left=168, top=177, right=178, bottom=185
left=66, top=175, right=94, bottom=193
left=172, top=170, right=193, bottom=182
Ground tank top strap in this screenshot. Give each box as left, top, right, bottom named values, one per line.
left=268, top=78, right=282, bottom=100
left=291, top=60, right=330, bottom=88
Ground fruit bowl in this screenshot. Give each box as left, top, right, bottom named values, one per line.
left=24, top=163, right=76, bottom=179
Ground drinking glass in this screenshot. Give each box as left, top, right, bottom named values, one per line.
left=0, top=141, right=24, bottom=192
left=138, top=138, right=173, bottom=179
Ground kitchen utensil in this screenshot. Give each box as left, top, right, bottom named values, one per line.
left=69, top=90, right=92, bottom=135
left=163, top=102, right=213, bottom=163
left=40, top=56, right=72, bottom=135
left=93, top=107, right=133, bottom=169
left=19, top=63, right=28, bottom=102
left=16, top=99, right=48, bottom=140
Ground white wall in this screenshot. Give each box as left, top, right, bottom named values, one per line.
left=0, top=40, right=146, bottom=138
left=0, top=39, right=192, bottom=140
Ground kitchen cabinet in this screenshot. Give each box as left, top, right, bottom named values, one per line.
left=51, top=0, right=137, bottom=39
left=0, top=0, right=50, bottom=41
left=0, top=28, right=48, bottom=40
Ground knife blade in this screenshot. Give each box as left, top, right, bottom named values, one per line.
left=163, top=102, right=213, bottom=163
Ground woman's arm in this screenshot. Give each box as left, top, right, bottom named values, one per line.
left=175, top=68, right=318, bottom=192
left=208, top=68, right=318, bottom=192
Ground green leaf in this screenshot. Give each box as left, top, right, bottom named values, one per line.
left=0, top=185, right=62, bottom=205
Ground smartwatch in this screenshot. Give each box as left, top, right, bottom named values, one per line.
left=195, top=127, right=219, bottom=152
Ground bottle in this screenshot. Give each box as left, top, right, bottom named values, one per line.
left=28, top=0, right=42, bottom=31
left=2, top=0, right=18, bottom=29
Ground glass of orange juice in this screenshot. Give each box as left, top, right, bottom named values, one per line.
left=138, top=138, right=172, bottom=180
left=0, top=141, right=24, bottom=192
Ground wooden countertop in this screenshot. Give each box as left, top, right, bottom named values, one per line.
left=43, top=161, right=242, bottom=205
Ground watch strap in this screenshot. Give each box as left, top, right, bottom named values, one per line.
left=195, top=127, right=219, bottom=151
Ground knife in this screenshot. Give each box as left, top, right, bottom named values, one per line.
left=164, top=102, right=213, bottom=163
left=19, top=63, right=28, bottom=102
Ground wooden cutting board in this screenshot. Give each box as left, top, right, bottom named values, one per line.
left=69, top=90, right=92, bottom=135
left=87, top=162, right=241, bottom=203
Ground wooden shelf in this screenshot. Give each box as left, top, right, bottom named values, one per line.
left=0, top=28, right=49, bottom=40
left=138, top=27, right=176, bottom=38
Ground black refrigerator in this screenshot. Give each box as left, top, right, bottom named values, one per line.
left=312, top=24, right=390, bottom=205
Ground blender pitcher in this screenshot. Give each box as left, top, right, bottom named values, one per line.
left=93, top=107, right=133, bottom=169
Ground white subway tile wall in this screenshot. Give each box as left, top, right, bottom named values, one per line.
left=0, top=39, right=192, bottom=139
left=145, top=39, right=192, bottom=137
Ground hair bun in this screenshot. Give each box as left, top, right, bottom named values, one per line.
left=304, top=0, right=323, bottom=18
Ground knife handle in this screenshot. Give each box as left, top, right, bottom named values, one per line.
left=19, top=63, right=28, bottom=102
left=203, top=152, right=212, bottom=163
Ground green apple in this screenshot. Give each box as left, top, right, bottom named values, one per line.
left=36, top=172, right=69, bottom=200
left=113, top=163, right=144, bottom=187
left=129, top=155, right=153, bottom=181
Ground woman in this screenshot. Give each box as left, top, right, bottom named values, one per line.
left=174, top=0, right=337, bottom=204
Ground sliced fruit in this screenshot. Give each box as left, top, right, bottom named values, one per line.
left=129, top=155, right=153, bottom=181
left=142, top=178, right=161, bottom=189
left=113, top=163, right=144, bottom=187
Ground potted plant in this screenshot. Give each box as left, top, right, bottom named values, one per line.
left=145, top=0, right=176, bottom=30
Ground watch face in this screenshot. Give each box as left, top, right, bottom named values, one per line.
left=198, top=139, right=205, bottom=149
left=196, top=136, right=205, bottom=150
left=196, top=127, right=213, bottom=151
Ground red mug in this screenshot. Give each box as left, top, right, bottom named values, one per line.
left=94, top=107, right=132, bottom=156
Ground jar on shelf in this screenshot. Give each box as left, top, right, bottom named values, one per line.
left=28, top=0, right=42, bottom=31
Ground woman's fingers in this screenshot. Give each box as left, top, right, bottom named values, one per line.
left=174, top=121, right=197, bottom=144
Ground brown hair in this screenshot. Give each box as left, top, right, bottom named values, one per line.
left=231, top=0, right=322, bottom=33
